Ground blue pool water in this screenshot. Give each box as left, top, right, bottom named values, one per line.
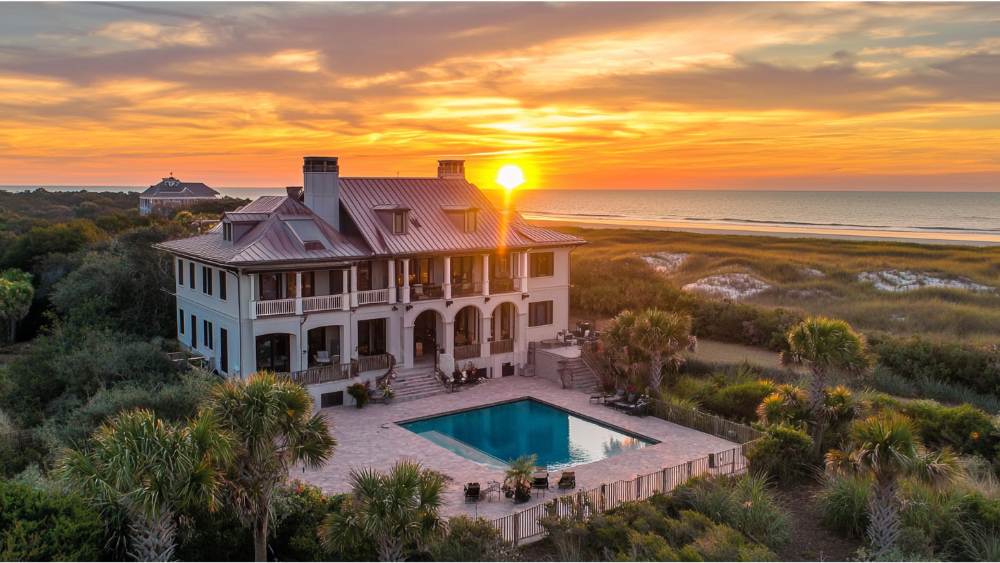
left=399, top=399, right=656, bottom=471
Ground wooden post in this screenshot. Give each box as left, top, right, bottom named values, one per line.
left=513, top=511, right=520, bottom=547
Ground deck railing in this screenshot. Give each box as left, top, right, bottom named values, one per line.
left=490, top=446, right=750, bottom=546
left=357, top=353, right=393, bottom=373
left=357, top=289, right=389, bottom=306
left=277, top=363, right=351, bottom=386
left=490, top=339, right=514, bottom=355
left=454, top=343, right=481, bottom=361
left=302, top=294, right=343, bottom=313
left=489, top=278, right=521, bottom=293
left=2, top=430, right=34, bottom=450
left=255, top=298, right=296, bottom=317
left=451, top=281, right=483, bottom=297
left=648, top=398, right=765, bottom=445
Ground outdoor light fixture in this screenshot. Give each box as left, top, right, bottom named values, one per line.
left=521, top=293, right=530, bottom=300
left=446, top=300, right=454, bottom=307
left=405, top=305, right=413, bottom=312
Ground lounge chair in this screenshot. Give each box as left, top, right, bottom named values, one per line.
left=314, top=351, right=332, bottom=365
left=531, top=468, right=550, bottom=497
left=604, top=389, right=626, bottom=407
left=557, top=470, right=576, bottom=490
left=464, top=483, right=482, bottom=503
left=613, top=393, right=639, bottom=412
left=622, top=399, right=649, bottom=417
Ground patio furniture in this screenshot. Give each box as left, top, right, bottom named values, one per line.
left=483, top=480, right=501, bottom=502
left=590, top=392, right=609, bottom=404
left=531, top=469, right=550, bottom=497
left=622, top=399, right=649, bottom=417
left=613, top=393, right=639, bottom=412
left=557, top=470, right=576, bottom=490
left=604, top=389, right=627, bottom=407
left=464, top=483, right=483, bottom=503
left=314, top=351, right=332, bottom=365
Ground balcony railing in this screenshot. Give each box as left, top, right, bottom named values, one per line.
left=357, top=353, right=393, bottom=373
left=489, top=278, right=521, bottom=294
left=302, top=294, right=343, bottom=313
left=408, top=285, right=444, bottom=301
left=357, top=288, right=389, bottom=306
left=277, top=363, right=351, bottom=386
left=255, top=298, right=296, bottom=317
left=451, top=281, right=482, bottom=297
left=490, top=339, right=514, bottom=355
left=454, top=343, right=481, bottom=361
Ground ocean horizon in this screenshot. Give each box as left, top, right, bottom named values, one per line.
left=6, top=185, right=1000, bottom=242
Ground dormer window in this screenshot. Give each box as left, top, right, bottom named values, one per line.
left=393, top=211, right=407, bottom=234
left=464, top=210, right=477, bottom=233
left=223, top=223, right=233, bottom=241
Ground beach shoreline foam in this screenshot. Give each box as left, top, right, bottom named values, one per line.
left=524, top=215, right=1000, bottom=247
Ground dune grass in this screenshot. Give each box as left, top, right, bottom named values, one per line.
left=558, top=226, right=1000, bottom=343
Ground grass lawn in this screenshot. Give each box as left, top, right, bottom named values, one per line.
left=562, top=226, right=1000, bottom=343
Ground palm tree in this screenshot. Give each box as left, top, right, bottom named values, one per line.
left=59, top=409, right=233, bottom=561
left=601, top=309, right=641, bottom=387
left=0, top=269, right=33, bottom=341
left=782, top=317, right=872, bottom=457
left=209, top=371, right=336, bottom=562
left=757, top=384, right=810, bottom=427
left=826, top=414, right=959, bottom=555
left=504, top=454, right=538, bottom=503
left=632, top=308, right=695, bottom=393
left=320, top=460, right=448, bottom=562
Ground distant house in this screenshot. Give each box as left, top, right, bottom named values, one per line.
left=139, top=176, right=219, bottom=215
left=154, top=156, right=585, bottom=407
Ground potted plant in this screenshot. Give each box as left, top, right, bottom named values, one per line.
left=347, top=382, right=369, bottom=409
left=380, top=382, right=395, bottom=405
left=504, top=454, right=537, bottom=503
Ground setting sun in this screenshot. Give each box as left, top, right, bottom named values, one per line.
left=496, top=165, right=526, bottom=190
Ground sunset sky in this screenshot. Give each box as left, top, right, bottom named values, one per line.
left=1, top=2, right=998, bottom=190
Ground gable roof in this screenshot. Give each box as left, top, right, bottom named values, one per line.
left=140, top=177, right=219, bottom=199
left=338, top=177, right=584, bottom=256
left=154, top=195, right=371, bottom=266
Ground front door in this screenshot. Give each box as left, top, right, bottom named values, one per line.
left=413, top=310, right=437, bottom=362
left=256, top=334, right=291, bottom=373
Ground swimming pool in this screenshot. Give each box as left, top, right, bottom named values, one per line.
left=398, top=399, right=657, bottom=471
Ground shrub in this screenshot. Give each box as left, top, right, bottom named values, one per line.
left=871, top=335, right=1000, bottom=397
left=432, top=515, right=517, bottom=562
left=746, top=424, right=813, bottom=483
left=671, top=474, right=791, bottom=549
left=0, top=481, right=104, bottom=562
left=815, top=475, right=871, bottom=538
left=700, top=380, right=777, bottom=423
left=900, top=400, right=999, bottom=458
left=175, top=509, right=254, bottom=562
left=347, top=382, right=369, bottom=408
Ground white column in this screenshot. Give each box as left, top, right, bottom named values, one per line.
left=295, top=272, right=303, bottom=315
left=443, top=256, right=452, bottom=300
left=401, top=259, right=411, bottom=304
left=249, top=273, right=258, bottom=319
left=482, top=254, right=490, bottom=296
left=444, top=320, right=455, bottom=359
left=341, top=270, right=350, bottom=311
left=520, top=252, right=529, bottom=292
left=350, top=264, right=359, bottom=308
left=403, top=323, right=414, bottom=368
left=482, top=313, right=493, bottom=348
left=387, top=260, right=396, bottom=304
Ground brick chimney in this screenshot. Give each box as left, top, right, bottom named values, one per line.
left=437, top=160, right=465, bottom=180
left=285, top=186, right=304, bottom=202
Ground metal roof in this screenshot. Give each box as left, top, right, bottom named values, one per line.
left=338, top=177, right=584, bottom=256
left=154, top=196, right=371, bottom=266
left=140, top=177, right=219, bottom=199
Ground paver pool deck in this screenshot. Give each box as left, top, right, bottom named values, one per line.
left=301, top=375, right=736, bottom=520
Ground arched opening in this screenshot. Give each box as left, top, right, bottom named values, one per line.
left=256, top=333, right=291, bottom=373
left=413, top=309, right=442, bottom=365
left=489, top=302, right=517, bottom=355
left=453, top=305, right=482, bottom=361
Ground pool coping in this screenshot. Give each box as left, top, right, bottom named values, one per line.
left=394, top=395, right=661, bottom=445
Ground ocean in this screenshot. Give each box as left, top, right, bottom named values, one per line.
left=8, top=186, right=1000, bottom=242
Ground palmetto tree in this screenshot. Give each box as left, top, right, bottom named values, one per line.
left=781, top=317, right=872, bottom=456
left=826, top=414, right=960, bottom=555
left=0, top=269, right=33, bottom=341
left=757, top=384, right=810, bottom=427
left=632, top=308, right=695, bottom=393
left=601, top=309, right=641, bottom=387
left=59, top=409, right=234, bottom=561
left=209, top=371, right=336, bottom=562
left=320, top=460, right=448, bottom=562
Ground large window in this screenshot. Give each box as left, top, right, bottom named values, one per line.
left=358, top=318, right=387, bottom=356
left=203, top=320, right=213, bottom=350
left=451, top=256, right=475, bottom=284
left=219, top=271, right=227, bottom=301
left=330, top=270, right=346, bottom=294
left=178, top=309, right=185, bottom=335
left=220, top=329, right=228, bottom=373
left=260, top=273, right=279, bottom=300
left=191, top=314, right=197, bottom=348
left=357, top=261, right=372, bottom=291
left=301, top=271, right=314, bottom=297
left=256, top=334, right=290, bottom=373
left=177, top=259, right=184, bottom=286
left=410, top=258, right=433, bottom=285
left=202, top=266, right=213, bottom=296
left=529, top=301, right=553, bottom=327
left=189, top=263, right=195, bottom=289
left=529, top=252, right=554, bottom=278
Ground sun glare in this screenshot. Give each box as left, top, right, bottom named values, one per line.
left=496, top=165, right=526, bottom=190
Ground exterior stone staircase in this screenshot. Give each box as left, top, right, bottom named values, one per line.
left=390, top=367, right=449, bottom=403
left=558, top=357, right=599, bottom=392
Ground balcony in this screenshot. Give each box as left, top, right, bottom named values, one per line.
left=357, top=353, right=394, bottom=373
left=454, top=343, right=481, bottom=361
left=277, top=363, right=351, bottom=386
left=406, top=284, right=445, bottom=301
left=451, top=281, right=482, bottom=298
left=489, top=278, right=521, bottom=294
left=489, top=339, right=514, bottom=355
left=303, top=294, right=343, bottom=313
left=255, top=298, right=296, bottom=317
left=357, top=288, right=390, bottom=306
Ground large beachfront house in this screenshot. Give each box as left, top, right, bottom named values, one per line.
left=155, top=157, right=585, bottom=405
left=140, top=176, right=220, bottom=215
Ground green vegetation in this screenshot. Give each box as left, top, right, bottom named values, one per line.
left=0, top=480, right=104, bottom=562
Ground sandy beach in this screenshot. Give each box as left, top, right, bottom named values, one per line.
left=524, top=215, right=1000, bottom=247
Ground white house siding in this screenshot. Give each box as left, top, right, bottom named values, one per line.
left=175, top=257, right=240, bottom=375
